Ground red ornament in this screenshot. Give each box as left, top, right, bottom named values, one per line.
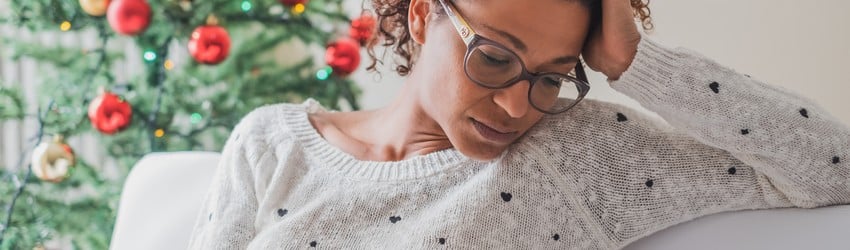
left=279, top=0, right=308, bottom=6
left=188, top=25, right=231, bottom=65
left=325, top=37, right=361, bottom=76
left=349, top=14, right=376, bottom=45
left=107, top=0, right=152, bottom=36
left=88, top=90, right=133, bottom=135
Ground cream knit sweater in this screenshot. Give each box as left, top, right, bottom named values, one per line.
left=187, top=36, right=850, bottom=249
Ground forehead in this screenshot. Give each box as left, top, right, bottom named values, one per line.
left=453, top=0, right=590, bottom=56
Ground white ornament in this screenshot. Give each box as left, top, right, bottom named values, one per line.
left=31, top=135, right=76, bottom=183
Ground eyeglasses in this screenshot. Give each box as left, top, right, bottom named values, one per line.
left=436, top=0, right=590, bottom=115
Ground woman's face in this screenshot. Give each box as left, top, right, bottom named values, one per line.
left=410, top=0, right=590, bottom=160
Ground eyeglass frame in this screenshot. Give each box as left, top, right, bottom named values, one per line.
left=436, top=0, right=591, bottom=115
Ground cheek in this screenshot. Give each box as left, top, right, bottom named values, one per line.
left=418, top=25, right=497, bottom=135
left=435, top=64, right=494, bottom=127
left=421, top=44, right=477, bottom=116
left=427, top=67, right=467, bottom=126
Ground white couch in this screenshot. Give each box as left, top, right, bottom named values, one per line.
left=110, top=152, right=850, bottom=250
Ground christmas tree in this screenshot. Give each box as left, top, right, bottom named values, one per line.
left=0, top=0, right=373, bottom=248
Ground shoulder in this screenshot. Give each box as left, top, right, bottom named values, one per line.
left=228, top=99, right=321, bottom=159
left=233, top=102, right=304, bottom=138
left=515, top=98, right=677, bottom=157
left=528, top=98, right=672, bottom=137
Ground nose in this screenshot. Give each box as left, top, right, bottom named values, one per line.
left=492, top=80, right=531, bottom=118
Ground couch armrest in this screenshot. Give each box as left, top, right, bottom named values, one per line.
left=110, top=151, right=221, bottom=250
left=623, top=204, right=850, bottom=249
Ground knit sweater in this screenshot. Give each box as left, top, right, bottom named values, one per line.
left=186, top=36, right=850, bottom=249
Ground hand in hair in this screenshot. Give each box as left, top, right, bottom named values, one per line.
left=582, top=0, right=645, bottom=81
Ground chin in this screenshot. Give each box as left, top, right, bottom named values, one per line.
left=456, top=142, right=508, bottom=161
left=448, top=126, right=515, bottom=161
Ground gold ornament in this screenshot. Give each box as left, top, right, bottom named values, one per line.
left=31, top=135, right=76, bottom=183
left=79, top=0, right=111, bottom=16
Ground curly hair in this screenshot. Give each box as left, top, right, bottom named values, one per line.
left=365, top=0, right=654, bottom=77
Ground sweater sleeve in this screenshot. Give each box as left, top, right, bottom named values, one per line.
left=562, top=35, right=850, bottom=248
left=610, top=35, right=850, bottom=208
left=186, top=113, right=263, bottom=249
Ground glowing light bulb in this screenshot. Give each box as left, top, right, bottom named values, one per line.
left=60, top=21, right=72, bottom=31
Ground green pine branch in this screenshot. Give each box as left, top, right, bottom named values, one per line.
left=0, top=85, right=26, bottom=120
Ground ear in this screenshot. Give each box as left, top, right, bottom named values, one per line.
left=408, top=0, right=432, bottom=44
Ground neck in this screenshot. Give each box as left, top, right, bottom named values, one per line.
left=352, top=76, right=454, bottom=161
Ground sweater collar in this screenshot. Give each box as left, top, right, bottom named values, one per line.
left=281, top=98, right=476, bottom=181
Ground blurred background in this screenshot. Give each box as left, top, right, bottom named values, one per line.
left=0, top=0, right=848, bottom=248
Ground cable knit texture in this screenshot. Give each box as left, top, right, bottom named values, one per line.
left=187, top=36, right=850, bottom=249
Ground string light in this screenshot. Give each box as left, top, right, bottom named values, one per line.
left=316, top=66, right=332, bottom=80
left=164, top=59, right=174, bottom=70
left=190, top=113, right=203, bottom=124
left=291, top=3, right=306, bottom=15
left=143, top=50, right=157, bottom=62
left=60, top=21, right=71, bottom=31
left=154, top=129, right=165, bottom=138
left=241, top=0, right=252, bottom=12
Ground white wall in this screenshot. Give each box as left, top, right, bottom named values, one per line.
left=346, top=0, right=850, bottom=126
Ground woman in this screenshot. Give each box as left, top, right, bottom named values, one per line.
left=188, top=0, right=850, bottom=249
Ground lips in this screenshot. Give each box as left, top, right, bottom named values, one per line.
left=470, top=118, right=518, bottom=144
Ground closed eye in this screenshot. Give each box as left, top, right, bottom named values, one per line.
left=481, top=52, right=511, bottom=65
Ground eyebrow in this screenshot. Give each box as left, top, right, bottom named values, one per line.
left=480, top=23, right=580, bottom=66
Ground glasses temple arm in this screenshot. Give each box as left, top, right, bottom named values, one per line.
left=574, top=59, right=589, bottom=84
left=436, top=0, right=476, bottom=45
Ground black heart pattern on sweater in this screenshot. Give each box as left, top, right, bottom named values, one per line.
left=500, top=192, right=512, bottom=202
left=277, top=208, right=288, bottom=217
left=800, top=108, right=809, bottom=118
left=709, top=82, right=720, bottom=93
left=389, top=216, right=401, bottom=223
left=309, top=241, right=317, bottom=247
left=616, top=113, right=628, bottom=122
